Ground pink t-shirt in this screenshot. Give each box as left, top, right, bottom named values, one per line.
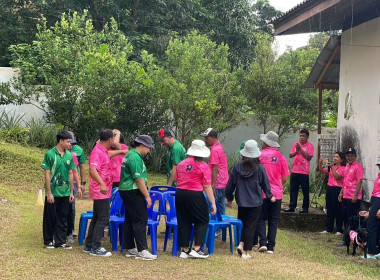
left=208, top=141, right=229, bottom=189
left=71, top=152, right=79, bottom=166
left=343, top=160, right=364, bottom=200
left=176, top=157, right=211, bottom=192
left=371, top=173, right=380, bottom=198
left=89, top=143, right=113, bottom=200
left=325, top=165, right=345, bottom=187
left=290, top=141, right=314, bottom=175
left=110, top=143, right=129, bottom=183
left=259, top=147, right=290, bottom=200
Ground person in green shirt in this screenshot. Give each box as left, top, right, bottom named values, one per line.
left=158, top=129, right=186, bottom=187
left=41, top=130, right=77, bottom=249
left=119, top=135, right=157, bottom=260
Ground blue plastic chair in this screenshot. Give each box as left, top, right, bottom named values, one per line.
left=221, top=215, right=243, bottom=246
left=109, top=192, right=125, bottom=252
left=78, top=210, right=93, bottom=246
left=162, top=191, right=180, bottom=256
left=150, top=186, right=176, bottom=217
left=147, top=191, right=162, bottom=255
left=204, top=195, right=234, bottom=255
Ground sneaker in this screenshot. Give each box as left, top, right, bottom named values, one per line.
left=45, top=242, right=55, bottom=249
left=90, top=247, right=112, bottom=257
left=83, top=246, right=91, bottom=253
left=253, top=243, right=259, bottom=248
left=179, top=249, right=190, bottom=259
left=215, top=229, right=222, bottom=238
left=283, top=208, right=295, bottom=213
left=258, top=246, right=267, bottom=253
left=241, top=253, right=251, bottom=259
left=320, top=230, right=329, bottom=234
left=56, top=244, right=72, bottom=250
left=267, top=245, right=274, bottom=254
left=374, top=253, right=380, bottom=259
left=335, top=232, right=342, bottom=236
left=66, top=234, right=75, bottom=244
left=299, top=209, right=308, bottom=214
left=236, top=245, right=243, bottom=256
left=267, top=250, right=274, bottom=254
left=189, top=249, right=209, bottom=259
left=125, top=248, right=138, bottom=258
left=135, top=250, right=157, bottom=260
left=361, top=255, right=377, bottom=260
left=72, top=231, right=78, bottom=237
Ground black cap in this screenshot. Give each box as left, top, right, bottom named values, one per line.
left=345, top=148, right=357, bottom=155
left=200, top=128, right=218, bottom=138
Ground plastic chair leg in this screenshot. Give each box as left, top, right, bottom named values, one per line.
left=172, top=227, right=178, bottom=257
left=148, top=224, right=158, bottom=255
left=109, top=222, right=119, bottom=252
left=78, top=216, right=90, bottom=246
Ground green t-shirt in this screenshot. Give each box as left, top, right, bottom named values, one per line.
left=70, top=144, right=86, bottom=174
left=167, top=140, right=186, bottom=187
left=119, top=149, right=147, bottom=191
left=41, top=147, right=75, bottom=197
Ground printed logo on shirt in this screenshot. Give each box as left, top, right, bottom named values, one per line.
left=66, top=160, right=70, bottom=165
left=271, top=156, right=278, bottom=163
left=186, top=165, right=193, bottom=172
left=350, top=169, right=353, bottom=173
left=135, top=172, right=141, bottom=176
left=91, top=163, right=98, bottom=166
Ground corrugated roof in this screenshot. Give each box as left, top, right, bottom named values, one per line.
left=272, top=0, right=380, bottom=35
left=304, top=35, right=340, bottom=89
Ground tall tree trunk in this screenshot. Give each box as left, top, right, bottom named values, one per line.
left=131, top=0, right=140, bottom=31
left=89, top=0, right=104, bottom=29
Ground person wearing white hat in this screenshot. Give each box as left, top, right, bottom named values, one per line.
left=175, top=140, right=216, bottom=259
left=255, top=131, right=290, bottom=254
left=225, top=140, right=273, bottom=259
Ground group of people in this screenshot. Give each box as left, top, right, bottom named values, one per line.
left=41, top=127, right=380, bottom=260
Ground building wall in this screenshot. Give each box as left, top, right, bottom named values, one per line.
left=0, top=67, right=45, bottom=122
left=338, top=17, right=380, bottom=201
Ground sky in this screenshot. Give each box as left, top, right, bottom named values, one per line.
left=268, top=0, right=313, bottom=55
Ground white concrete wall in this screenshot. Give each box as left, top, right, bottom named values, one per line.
left=338, top=17, right=380, bottom=201
left=0, top=67, right=45, bottom=122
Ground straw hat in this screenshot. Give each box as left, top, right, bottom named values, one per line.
left=187, top=140, right=210, bottom=158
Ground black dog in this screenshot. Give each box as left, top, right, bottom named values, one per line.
left=344, top=216, right=368, bottom=258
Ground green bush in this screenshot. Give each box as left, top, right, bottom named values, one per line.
left=145, top=142, right=167, bottom=174
left=26, top=117, right=61, bottom=148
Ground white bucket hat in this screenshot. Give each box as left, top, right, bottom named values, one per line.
left=187, top=140, right=210, bottom=158
left=260, top=131, right=280, bottom=148
left=240, top=140, right=261, bottom=158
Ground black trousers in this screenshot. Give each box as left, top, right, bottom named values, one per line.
left=43, top=196, right=70, bottom=247
left=342, top=198, right=361, bottom=230
left=367, top=196, right=380, bottom=255
left=85, top=198, right=110, bottom=250
left=325, top=186, right=343, bottom=233
left=289, top=173, right=310, bottom=211
left=175, top=189, right=209, bottom=248
left=256, top=199, right=282, bottom=250
left=238, top=205, right=262, bottom=251
left=119, top=189, right=148, bottom=252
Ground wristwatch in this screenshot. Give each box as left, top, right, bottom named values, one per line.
left=81, top=182, right=86, bottom=186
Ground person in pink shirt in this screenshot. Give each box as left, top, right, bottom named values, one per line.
left=360, top=157, right=380, bottom=259
left=109, top=129, right=129, bottom=189
left=201, top=128, right=229, bottom=217
left=84, top=129, right=114, bottom=257
left=338, top=148, right=364, bottom=241
left=175, top=140, right=216, bottom=259
left=318, top=152, right=346, bottom=235
left=255, top=131, right=290, bottom=254
left=285, top=129, right=314, bottom=214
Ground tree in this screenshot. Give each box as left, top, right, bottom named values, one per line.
left=152, top=32, right=246, bottom=147
left=3, top=11, right=166, bottom=141
left=244, top=33, right=320, bottom=139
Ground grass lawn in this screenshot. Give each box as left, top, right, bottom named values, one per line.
left=0, top=142, right=378, bottom=280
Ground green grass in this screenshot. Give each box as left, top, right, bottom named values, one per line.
left=0, top=142, right=378, bottom=279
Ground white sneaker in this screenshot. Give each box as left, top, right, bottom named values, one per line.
left=45, top=242, right=55, bottom=249
left=179, top=250, right=190, bottom=259
left=125, top=248, right=138, bottom=258
left=236, top=245, right=243, bottom=256
left=241, top=253, right=251, bottom=259
left=266, top=250, right=274, bottom=254
left=189, top=249, right=209, bottom=259
left=90, top=247, right=112, bottom=257
left=57, top=244, right=72, bottom=250
left=66, top=234, right=75, bottom=244
left=258, top=246, right=267, bottom=253
left=135, top=250, right=157, bottom=260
